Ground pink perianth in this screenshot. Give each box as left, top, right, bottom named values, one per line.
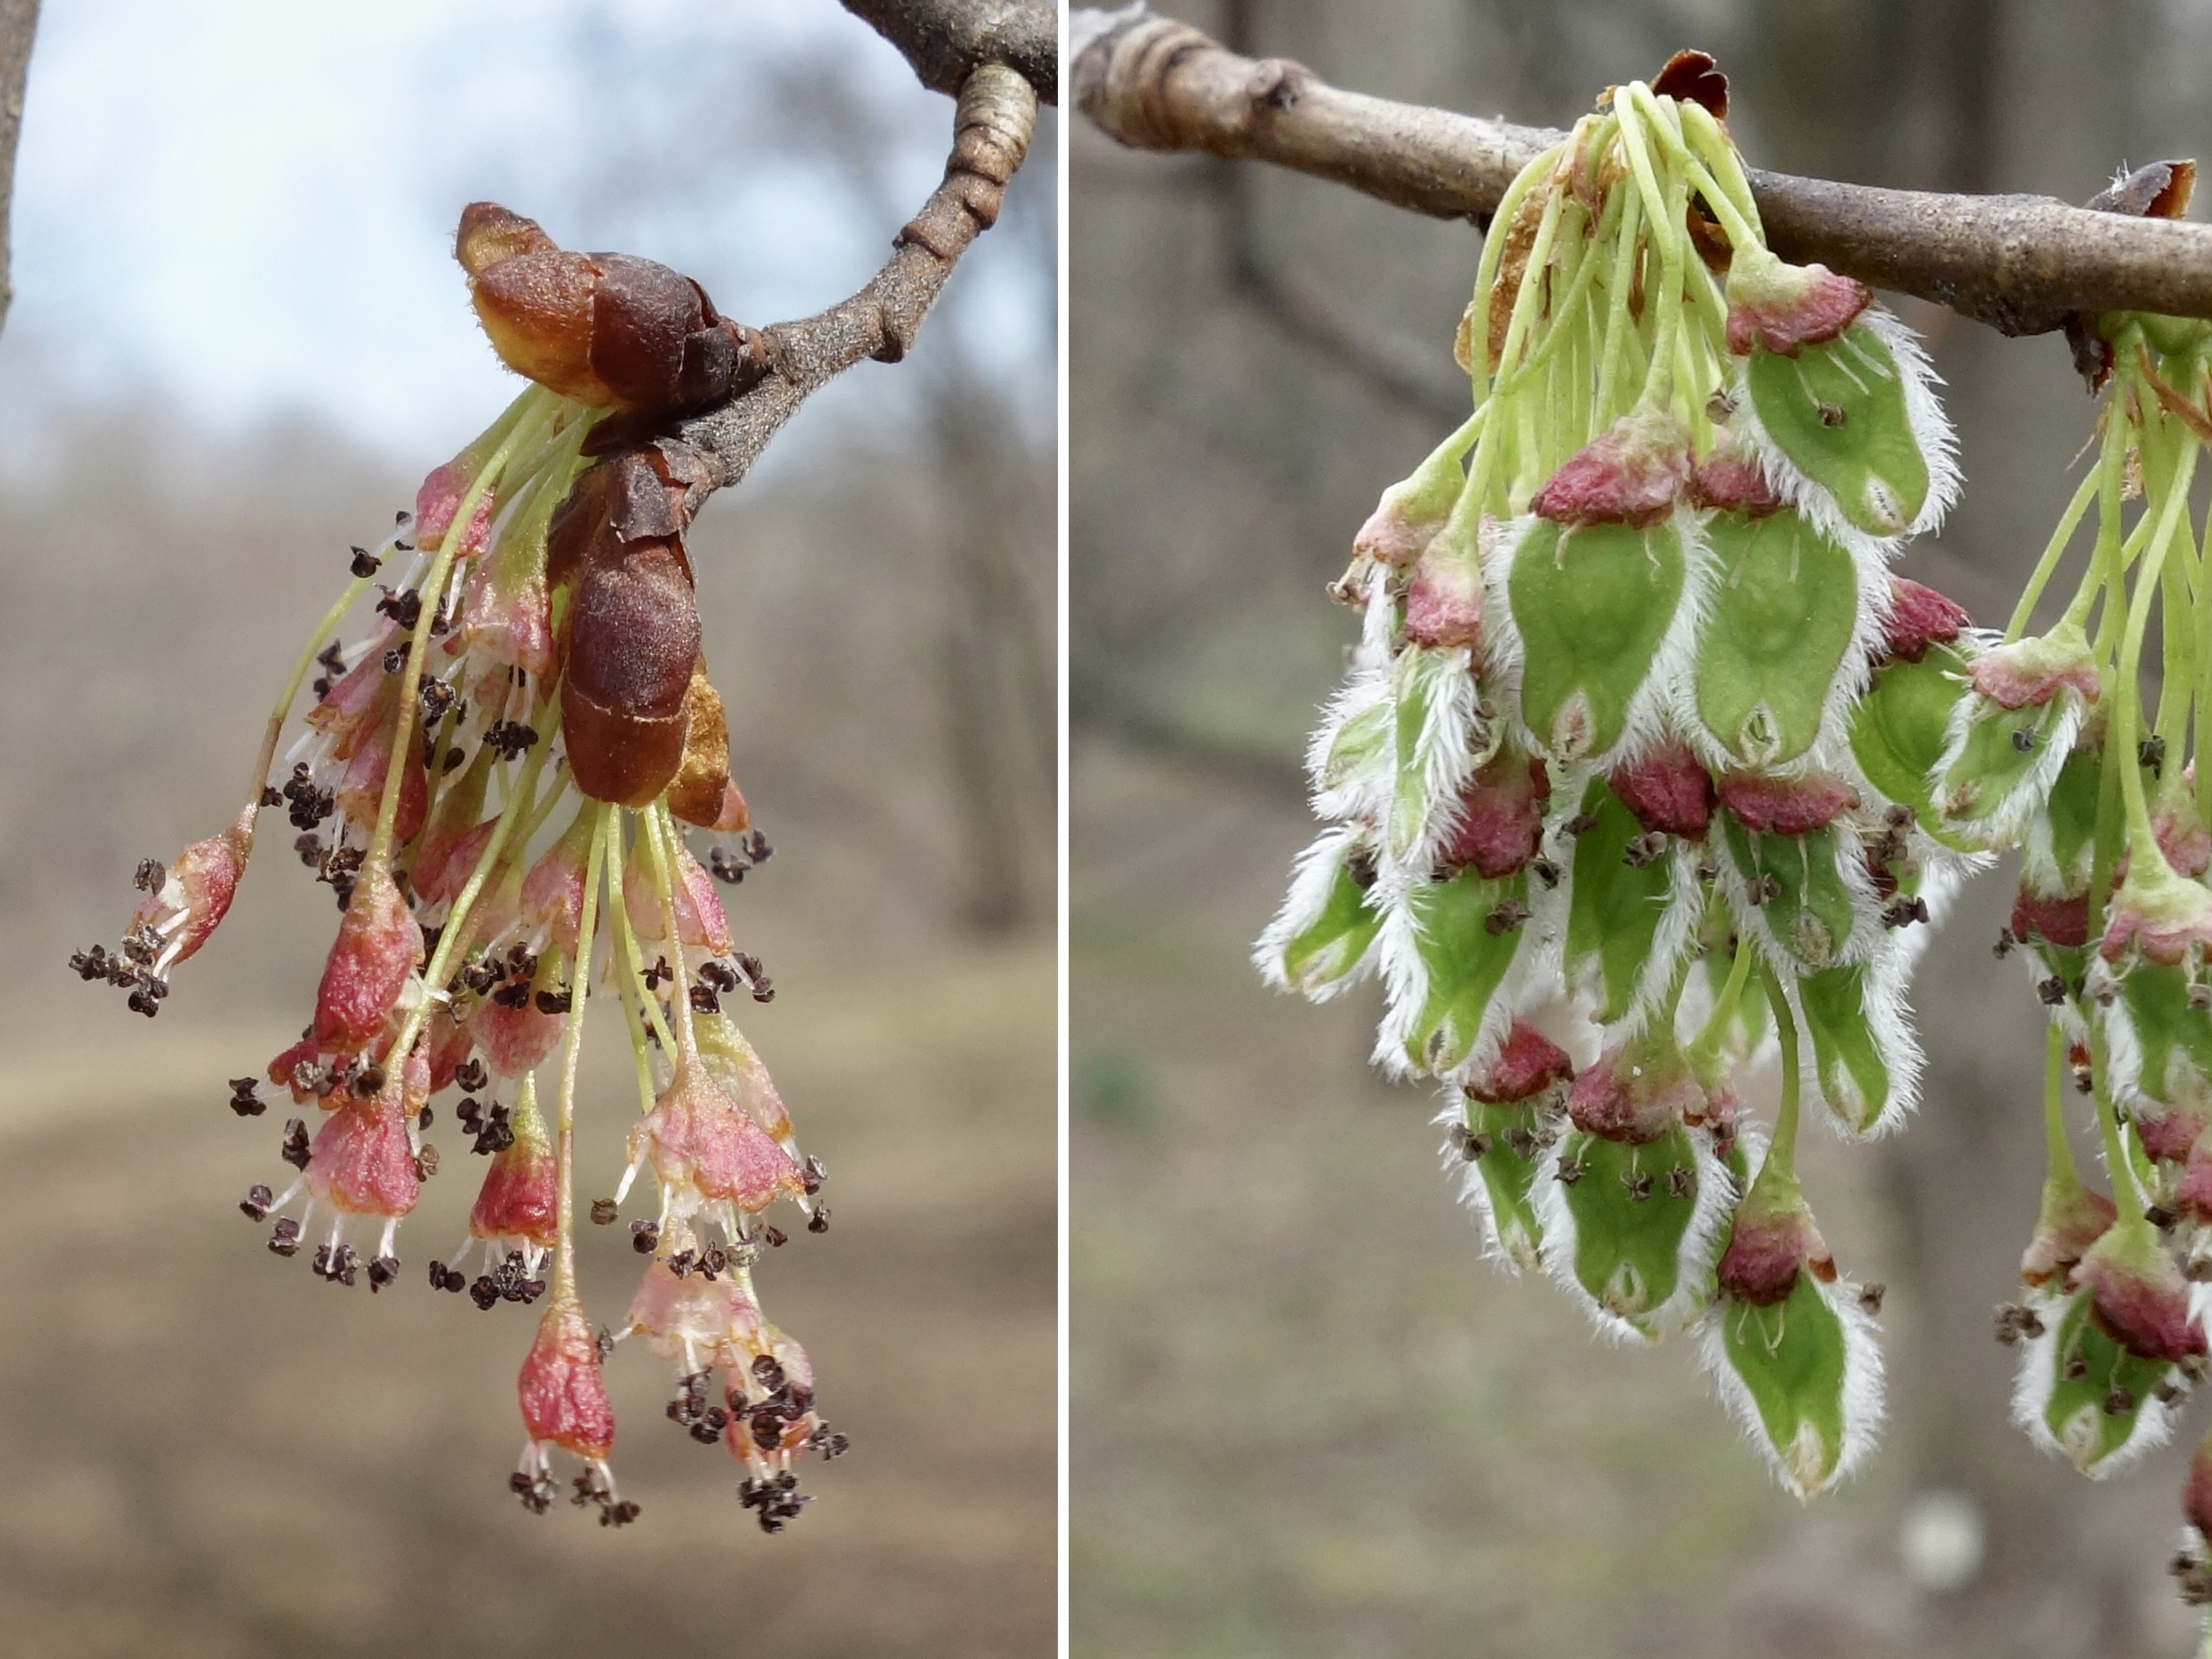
left=519, top=815, right=593, bottom=961
left=2010, top=886, right=2090, bottom=950
left=1688, top=445, right=1785, bottom=517
left=1612, top=741, right=1716, bottom=838
left=2179, top=1133, right=2212, bottom=1222
left=628, top=1063, right=804, bottom=1213
left=2187, top=1432, right=2212, bottom=1540
left=2080, top=1235, right=2207, bottom=1362
left=2019, top=1182, right=2115, bottom=1288
left=624, top=835, right=735, bottom=956
left=415, top=459, right=495, bottom=559
left=1725, top=261, right=1869, bottom=356
left=304, top=635, right=398, bottom=762
left=1466, top=1018, right=1572, bottom=1104
left=519, top=1294, right=616, bottom=1461
left=1530, top=410, right=1692, bottom=527
left=412, top=817, right=499, bottom=910
left=471, top=1114, right=558, bottom=1248
left=1435, top=751, right=1548, bottom=879
left=1878, top=578, right=1970, bottom=663
left=306, top=1082, right=421, bottom=1218
left=424, top=1003, right=474, bottom=1095
left=458, top=557, right=556, bottom=678
left=2099, top=876, right=2212, bottom=966
left=1402, top=540, right=1484, bottom=650
left=336, top=718, right=428, bottom=843
left=2141, top=1104, right=2209, bottom=1168
left=1717, top=1200, right=1833, bottom=1308
left=470, top=995, right=564, bottom=1079
left=133, top=808, right=254, bottom=969
left=700, top=1021, right=796, bottom=1145
left=1718, top=771, right=1859, bottom=836
left=1566, top=1039, right=1704, bottom=1145
left=625, top=1258, right=765, bottom=1370
left=1350, top=498, right=1442, bottom=571
left=313, top=864, right=421, bottom=1054
left=1967, top=638, right=2100, bottom=711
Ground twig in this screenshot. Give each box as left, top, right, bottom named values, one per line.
left=840, top=0, right=1058, bottom=108
left=0, top=0, right=38, bottom=335
left=1070, top=4, right=2212, bottom=338
left=671, top=50, right=1042, bottom=491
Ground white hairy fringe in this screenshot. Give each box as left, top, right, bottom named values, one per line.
left=2009, top=1286, right=2185, bottom=1477
left=1864, top=306, right=1963, bottom=541
left=1355, top=556, right=1402, bottom=668
left=1305, top=662, right=1395, bottom=825
left=1252, top=825, right=1382, bottom=1003
left=1725, top=304, right=1959, bottom=555
left=1930, top=682, right=2088, bottom=852
left=1368, top=884, right=1548, bottom=1084
left=1672, top=511, right=1896, bottom=782
left=1720, top=810, right=1887, bottom=978
left=1783, top=938, right=1925, bottom=1141
left=1487, top=508, right=1710, bottom=774
left=1382, top=645, right=1494, bottom=871
left=1695, top=1268, right=1886, bottom=1501
left=1431, top=1085, right=1552, bottom=1275
left=1575, top=841, right=1707, bottom=1042
left=1532, top=1121, right=1739, bottom=1343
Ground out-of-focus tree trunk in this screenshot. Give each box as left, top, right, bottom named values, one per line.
left=0, top=0, right=37, bottom=335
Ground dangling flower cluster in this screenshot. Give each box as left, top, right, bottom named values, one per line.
left=1258, top=56, right=1960, bottom=1500
left=74, top=203, right=846, bottom=1529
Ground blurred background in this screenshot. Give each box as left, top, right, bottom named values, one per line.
left=0, top=2, right=1053, bottom=1654
left=1070, top=2, right=2212, bottom=1656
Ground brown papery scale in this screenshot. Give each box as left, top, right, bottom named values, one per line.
left=666, top=663, right=751, bottom=834
left=456, top=202, right=777, bottom=415
left=550, top=449, right=706, bottom=807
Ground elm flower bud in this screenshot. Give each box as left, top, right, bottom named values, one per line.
left=1702, top=1173, right=1882, bottom=1500
left=1446, top=1019, right=1572, bottom=1272
left=313, top=863, right=422, bottom=1056
left=514, top=1291, right=634, bottom=1525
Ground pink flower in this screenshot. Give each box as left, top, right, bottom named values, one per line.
left=2077, top=1227, right=2205, bottom=1362
left=1724, top=255, right=1869, bottom=356
left=313, top=864, right=421, bottom=1055
left=1876, top=577, right=1971, bottom=664
left=469, top=1095, right=558, bottom=1255
left=622, top=833, right=734, bottom=957
left=1717, top=1186, right=1834, bottom=1308
left=518, top=809, right=594, bottom=959
left=1567, top=1029, right=1708, bottom=1145
left=1530, top=404, right=1692, bottom=527
left=1401, top=532, right=1485, bottom=650
left=2099, top=853, right=2212, bottom=967
left=1434, top=748, right=1548, bottom=879
left=625, top=1062, right=805, bottom=1223
left=512, top=1292, right=637, bottom=1525
left=415, top=456, right=495, bottom=558
left=1467, top=1018, right=1573, bottom=1106
left=2009, top=883, right=2090, bottom=950
left=1688, top=440, right=1785, bottom=517
left=2018, top=1176, right=2116, bottom=1290
left=1717, top=771, right=1859, bottom=836
left=696, top=1014, right=799, bottom=1149
left=306, top=1075, right=423, bottom=1222
left=1966, top=627, right=2100, bottom=712
left=469, top=993, right=564, bottom=1079
left=1612, top=740, right=1716, bottom=838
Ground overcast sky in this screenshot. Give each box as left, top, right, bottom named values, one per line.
left=2, top=0, right=1051, bottom=470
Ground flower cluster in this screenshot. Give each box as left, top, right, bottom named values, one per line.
left=74, top=203, right=844, bottom=1529
left=1259, top=57, right=1954, bottom=1501
left=1263, top=68, right=2212, bottom=1609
